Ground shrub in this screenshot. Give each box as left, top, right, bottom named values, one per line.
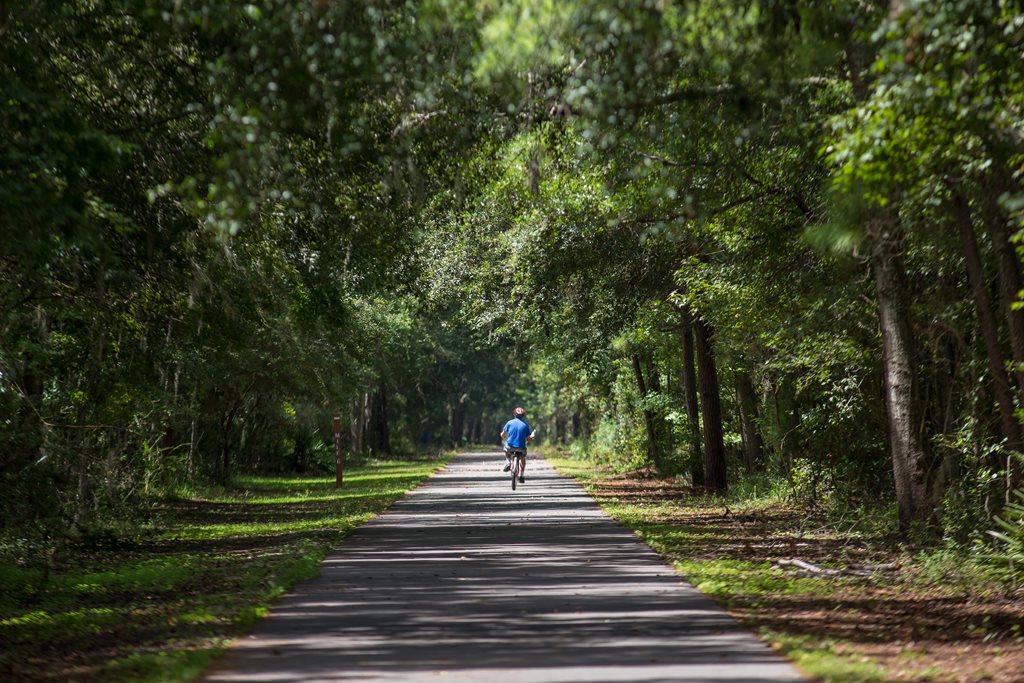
left=987, top=486, right=1024, bottom=589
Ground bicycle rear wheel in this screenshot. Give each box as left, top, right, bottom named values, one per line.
left=511, top=457, right=517, bottom=490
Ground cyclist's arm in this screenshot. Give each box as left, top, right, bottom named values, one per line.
left=500, top=429, right=509, bottom=440
left=527, top=430, right=536, bottom=442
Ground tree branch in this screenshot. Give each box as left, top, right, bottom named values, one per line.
left=391, top=109, right=449, bottom=139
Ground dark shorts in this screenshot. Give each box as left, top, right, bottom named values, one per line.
left=504, top=447, right=527, bottom=460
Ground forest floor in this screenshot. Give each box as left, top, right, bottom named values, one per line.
left=0, top=457, right=448, bottom=682
left=547, top=454, right=1024, bottom=683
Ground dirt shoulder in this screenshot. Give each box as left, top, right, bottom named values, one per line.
left=548, top=455, right=1024, bottom=683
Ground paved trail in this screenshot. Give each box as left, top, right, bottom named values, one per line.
left=205, top=452, right=805, bottom=683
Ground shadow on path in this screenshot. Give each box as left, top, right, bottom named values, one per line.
left=203, top=452, right=805, bottom=683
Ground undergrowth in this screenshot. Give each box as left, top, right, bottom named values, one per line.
left=0, top=457, right=449, bottom=682
left=546, top=450, right=1024, bottom=682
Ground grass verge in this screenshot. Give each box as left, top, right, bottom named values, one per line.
left=547, top=452, right=1024, bottom=683
left=0, top=457, right=449, bottom=682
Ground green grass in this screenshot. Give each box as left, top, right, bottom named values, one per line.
left=545, top=451, right=897, bottom=681
left=767, top=631, right=889, bottom=682
left=0, top=457, right=449, bottom=681
left=671, top=557, right=828, bottom=604
left=104, top=648, right=228, bottom=682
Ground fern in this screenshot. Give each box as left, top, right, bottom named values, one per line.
left=987, top=488, right=1024, bottom=589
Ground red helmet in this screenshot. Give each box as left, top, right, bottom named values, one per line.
left=513, top=406, right=525, bottom=418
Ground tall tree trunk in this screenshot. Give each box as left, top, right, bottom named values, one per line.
left=369, top=382, right=392, bottom=455
left=472, top=415, right=482, bottom=444
left=631, top=354, right=660, bottom=470
left=693, top=316, right=727, bottom=491
left=954, top=189, right=1019, bottom=499
left=646, top=359, right=661, bottom=392
left=382, top=387, right=392, bottom=454
left=843, top=19, right=943, bottom=522
left=368, top=392, right=379, bottom=455
left=463, top=406, right=476, bottom=444
left=679, top=307, right=705, bottom=486
left=646, top=359, right=662, bottom=456
left=985, top=174, right=1024, bottom=509
left=774, top=378, right=801, bottom=478
left=869, top=213, right=937, bottom=531
left=75, top=462, right=94, bottom=527
left=350, top=396, right=365, bottom=457
left=9, top=307, right=48, bottom=471
left=450, top=397, right=466, bottom=447
left=555, top=409, right=567, bottom=445
left=736, top=371, right=764, bottom=474
left=362, top=392, right=372, bottom=453
left=220, top=432, right=231, bottom=482
left=188, top=388, right=199, bottom=479
left=219, top=393, right=244, bottom=481
left=983, top=177, right=1024, bottom=397
left=951, top=189, right=1021, bottom=464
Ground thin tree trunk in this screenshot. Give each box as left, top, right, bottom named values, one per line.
left=9, top=307, right=47, bottom=471
left=679, top=307, right=705, bottom=486
left=371, top=382, right=392, bottom=455
left=646, top=359, right=661, bottom=392
left=736, top=371, right=764, bottom=474
left=362, top=391, right=372, bottom=453
left=869, top=213, right=937, bottom=531
left=983, top=179, right=1024, bottom=396
left=693, top=316, right=727, bottom=491
left=188, top=387, right=199, bottom=479
left=472, top=415, right=482, bottom=444
left=220, top=435, right=231, bottom=482
left=75, top=461, right=93, bottom=527
left=984, top=174, right=1024, bottom=512
left=350, top=396, right=365, bottom=457
left=220, top=395, right=243, bottom=481
left=952, top=189, right=1021, bottom=466
left=450, top=396, right=466, bottom=447
left=466, top=406, right=479, bottom=444
left=631, top=354, right=660, bottom=470
left=368, top=392, right=380, bottom=455
left=774, top=378, right=801, bottom=478
left=646, top=359, right=662, bottom=458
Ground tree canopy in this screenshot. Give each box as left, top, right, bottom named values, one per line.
left=3, top=0, right=1023, bottom=553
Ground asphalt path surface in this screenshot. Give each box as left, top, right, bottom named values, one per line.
left=204, top=452, right=806, bottom=683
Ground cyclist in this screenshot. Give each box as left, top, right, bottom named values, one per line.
left=501, top=406, right=535, bottom=483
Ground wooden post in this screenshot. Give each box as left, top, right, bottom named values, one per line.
left=333, top=412, right=344, bottom=487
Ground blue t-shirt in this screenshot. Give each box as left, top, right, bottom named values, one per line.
left=503, top=417, right=532, bottom=449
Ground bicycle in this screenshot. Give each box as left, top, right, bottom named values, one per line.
left=507, top=447, right=526, bottom=490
